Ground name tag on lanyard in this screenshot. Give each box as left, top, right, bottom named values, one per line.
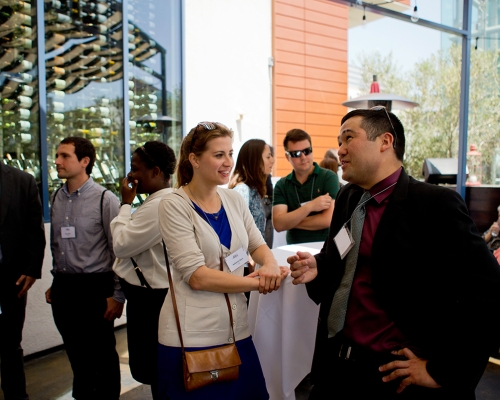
left=333, top=224, right=354, bottom=259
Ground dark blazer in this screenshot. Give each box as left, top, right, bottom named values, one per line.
left=306, top=169, right=500, bottom=396
left=0, top=163, right=45, bottom=284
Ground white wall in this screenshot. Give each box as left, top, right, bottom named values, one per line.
left=184, top=0, right=273, bottom=154
left=22, top=223, right=127, bottom=356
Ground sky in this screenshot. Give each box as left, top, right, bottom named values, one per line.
left=348, top=0, right=445, bottom=73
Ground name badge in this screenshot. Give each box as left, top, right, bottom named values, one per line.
left=333, top=224, right=354, bottom=260
left=61, top=226, right=76, bottom=239
left=224, top=247, right=249, bottom=272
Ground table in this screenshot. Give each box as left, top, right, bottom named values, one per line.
left=248, top=242, right=323, bottom=400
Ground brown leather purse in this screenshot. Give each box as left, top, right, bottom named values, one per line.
left=162, top=240, right=242, bottom=391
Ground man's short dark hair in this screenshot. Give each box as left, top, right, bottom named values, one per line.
left=340, top=109, right=405, bottom=161
left=60, top=136, right=96, bottom=175
left=283, top=129, right=312, bottom=151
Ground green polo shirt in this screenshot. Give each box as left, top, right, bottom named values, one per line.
left=273, top=162, right=340, bottom=244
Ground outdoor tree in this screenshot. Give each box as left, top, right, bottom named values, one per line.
left=354, top=44, right=500, bottom=183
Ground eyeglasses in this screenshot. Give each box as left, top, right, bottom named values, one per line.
left=190, top=121, right=222, bottom=153
left=369, top=106, right=398, bottom=149
left=286, top=147, right=313, bottom=158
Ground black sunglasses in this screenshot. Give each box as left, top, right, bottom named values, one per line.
left=190, top=121, right=223, bottom=153
left=370, top=106, right=398, bottom=149
left=286, top=147, right=313, bottom=158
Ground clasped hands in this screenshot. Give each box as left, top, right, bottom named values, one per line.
left=246, top=264, right=289, bottom=294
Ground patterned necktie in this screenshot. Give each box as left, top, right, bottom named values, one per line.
left=327, top=191, right=371, bottom=338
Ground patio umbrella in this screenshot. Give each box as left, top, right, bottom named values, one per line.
left=342, top=75, right=418, bottom=112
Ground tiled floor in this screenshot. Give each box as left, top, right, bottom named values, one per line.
left=1, top=326, right=499, bottom=400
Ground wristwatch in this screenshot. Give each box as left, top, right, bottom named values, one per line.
left=120, top=202, right=131, bottom=207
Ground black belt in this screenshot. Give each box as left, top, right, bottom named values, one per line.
left=332, top=336, right=402, bottom=366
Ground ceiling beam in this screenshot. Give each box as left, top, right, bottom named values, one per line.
left=327, top=0, right=467, bottom=37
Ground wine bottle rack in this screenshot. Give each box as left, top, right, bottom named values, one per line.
left=1, top=0, right=183, bottom=213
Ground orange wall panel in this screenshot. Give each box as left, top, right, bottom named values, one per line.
left=273, top=0, right=348, bottom=175
left=275, top=62, right=305, bottom=77
left=276, top=98, right=306, bottom=112
left=275, top=38, right=305, bottom=54
left=305, top=0, right=345, bottom=16
left=275, top=26, right=305, bottom=42
left=305, top=44, right=346, bottom=61
left=276, top=0, right=305, bottom=8
left=275, top=73, right=305, bottom=89
left=275, top=14, right=305, bottom=30
left=305, top=90, right=346, bottom=105
left=305, top=9, right=347, bottom=27
left=275, top=49, right=305, bottom=65
left=275, top=2, right=305, bottom=19
left=278, top=86, right=306, bottom=100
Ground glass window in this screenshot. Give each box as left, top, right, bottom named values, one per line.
left=1, top=0, right=40, bottom=182
left=44, top=0, right=125, bottom=197
left=467, top=0, right=500, bottom=186
left=127, top=0, right=182, bottom=166
left=348, top=6, right=463, bottom=181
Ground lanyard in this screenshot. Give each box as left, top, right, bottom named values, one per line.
left=344, top=182, right=397, bottom=228
left=295, top=175, right=316, bottom=205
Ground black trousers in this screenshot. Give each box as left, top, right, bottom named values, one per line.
left=120, top=279, right=167, bottom=399
left=308, top=334, right=473, bottom=400
left=50, top=273, right=120, bottom=400
left=0, top=281, right=28, bottom=400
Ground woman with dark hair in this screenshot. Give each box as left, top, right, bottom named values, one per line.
left=319, top=157, right=339, bottom=176
left=229, top=139, right=274, bottom=239
left=157, top=122, right=286, bottom=399
left=110, top=141, right=176, bottom=399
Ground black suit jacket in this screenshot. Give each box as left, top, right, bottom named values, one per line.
left=0, top=163, right=45, bottom=285
left=306, top=169, right=500, bottom=394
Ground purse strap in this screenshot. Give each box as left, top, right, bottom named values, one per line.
left=161, top=239, right=237, bottom=353
left=130, top=257, right=153, bottom=290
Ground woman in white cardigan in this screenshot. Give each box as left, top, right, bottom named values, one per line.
left=111, top=141, right=176, bottom=399
left=157, top=122, right=286, bottom=399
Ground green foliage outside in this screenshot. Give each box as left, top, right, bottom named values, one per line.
left=354, top=44, right=500, bottom=184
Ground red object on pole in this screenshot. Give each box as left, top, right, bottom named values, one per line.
left=370, top=74, right=380, bottom=93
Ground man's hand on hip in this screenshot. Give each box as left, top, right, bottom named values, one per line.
left=379, top=348, right=441, bottom=393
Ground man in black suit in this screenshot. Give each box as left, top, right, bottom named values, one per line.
left=0, top=163, right=45, bottom=400
left=289, top=108, right=500, bottom=400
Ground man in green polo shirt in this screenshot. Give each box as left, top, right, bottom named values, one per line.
left=273, top=128, right=340, bottom=244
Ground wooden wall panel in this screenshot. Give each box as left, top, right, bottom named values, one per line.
left=273, top=0, right=348, bottom=177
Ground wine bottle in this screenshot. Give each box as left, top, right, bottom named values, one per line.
left=52, top=112, right=64, bottom=122
left=5, top=153, right=23, bottom=170
left=18, top=95, right=33, bottom=108
left=99, top=157, right=114, bottom=183
left=19, top=108, right=30, bottom=119
left=18, top=120, right=30, bottom=131
left=103, top=153, right=120, bottom=180
left=20, top=153, right=38, bottom=179
left=48, top=162, right=61, bottom=182
left=91, top=162, right=104, bottom=182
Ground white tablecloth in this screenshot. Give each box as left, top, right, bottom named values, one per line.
left=248, top=242, right=323, bottom=400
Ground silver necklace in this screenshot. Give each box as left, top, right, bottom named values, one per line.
left=187, top=185, right=222, bottom=220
